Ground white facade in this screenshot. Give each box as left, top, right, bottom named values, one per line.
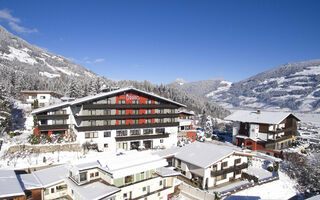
left=23, top=91, right=62, bottom=107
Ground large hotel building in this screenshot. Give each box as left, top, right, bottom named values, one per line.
left=32, top=87, right=186, bottom=151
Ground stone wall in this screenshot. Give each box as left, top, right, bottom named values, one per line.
left=7, top=143, right=81, bottom=154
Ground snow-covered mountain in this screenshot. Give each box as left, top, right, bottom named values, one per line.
left=168, top=78, right=230, bottom=97
left=205, top=60, right=320, bottom=112
left=0, top=25, right=97, bottom=80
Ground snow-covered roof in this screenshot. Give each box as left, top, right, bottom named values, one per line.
left=33, top=165, right=68, bottom=187
left=156, top=167, right=181, bottom=177
left=32, top=101, right=70, bottom=114
left=224, top=110, right=300, bottom=124
left=175, top=142, right=243, bottom=168
left=152, top=146, right=182, bottom=158
left=73, top=160, right=101, bottom=171
left=99, top=151, right=167, bottom=179
left=32, top=87, right=186, bottom=114
left=178, top=110, right=195, bottom=116
left=65, top=178, right=120, bottom=200
left=18, top=173, right=42, bottom=190
left=21, top=90, right=63, bottom=97
left=0, top=170, right=25, bottom=198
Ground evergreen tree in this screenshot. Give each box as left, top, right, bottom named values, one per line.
left=0, top=84, right=12, bottom=136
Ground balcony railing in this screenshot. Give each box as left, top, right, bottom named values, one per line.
left=76, top=122, right=179, bottom=132
left=266, top=127, right=295, bottom=134
left=211, top=163, right=248, bottom=177
left=38, top=124, right=69, bottom=131
left=83, top=104, right=179, bottom=109
left=115, top=133, right=169, bottom=141
left=75, top=113, right=179, bottom=120
left=36, top=114, right=69, bottom=120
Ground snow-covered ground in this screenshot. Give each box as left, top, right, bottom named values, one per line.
left=228, top=170, right=299, bottom=200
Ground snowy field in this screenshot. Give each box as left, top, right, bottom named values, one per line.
left=228, top=170, right=299, bottom=200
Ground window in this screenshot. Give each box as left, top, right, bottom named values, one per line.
left=133, top=109, right=139, bottom=115
left=143, top=187, right=146, bottom=192
left=235, top=170, right=241, bottom=175
left=118, top=109, right=126, bottom=115
left=212, top=165, right=217, bottom=172
left=160, top=139, right=163, bottom=143
left=132, top=100, right=139, bottom=104
left=130, top=129, right=140, bottom=135
left=116, top=130, right=128, bottom=137
left=40, top=96, right=46, bottom=99
left=156, top=128, right=165, bottom=134
left=85, top=132, right=98, bottom=139
left=235, top=158, right=241, bottom=165
left=95, top=172, right=99, bottom=177
left=222, top=161, right=228, bottom=169
left=119, top=100, right=126, bottom=104
left=125, top=175, right=133, bottom=184
left=132, top=119, right=139, bottom=124
left=89, top=120, right=96, bottom=126
left=104, top=143, right=108, bottom=148
left=51, top=188, right=55, bottom=193
left=146, top=109, right=152, bottom=114
left=53, top=110, right=66, bottom=115
left=146, top=100, right=152, bottom=104
left=54, top=184, right=67, bottom=192
left=123, top=193, right=127, bottom=198
left=80, top=172, right=87, bottom=182
left=104, top=120, right=111, bottom=125
left=104, top=131, right=111, bottom=137
left=88, top=110, right=96, bottom=115
left=118, top=120, right=125, bottom=125
left=145, top=119, right=152, bottom=124
left=217, top=174, right=227, bottom=181
left=177, top=159, right=181, bottom=168
left=90, top=173, right=94, bottom=178
left=158, top=118, right=164, bottom=123
left=143, top=129, right=153, bottom=135
left=104, top=110, right=111, bottom=115
left=158, top=109, right=164, bottom=114
left=52, top=119, right=66, bottom=125
left=159, top=180, right=163, bottom=186
left=40, top=103, right=45, bottom=107
left=171, top=109, right=176, bottom=113
left=158, top=192, right=161, bottom=196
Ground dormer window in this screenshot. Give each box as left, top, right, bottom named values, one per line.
left=79, top=172, right=87, bottom=182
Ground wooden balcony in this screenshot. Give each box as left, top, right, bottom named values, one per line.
left=36, top=114, right=69, bottom=120
left=76, top=122, right=179, bottom=132
left=75, top=113, right=179, bottom=120
left=266, top=127, right=295, bottom=134
left=115, top=133, right=169, bottom=141
left=82, top=103, right=179, bottom=109
left=211, top=163, right=248, bottom=177
left=38, top=124, right=69, bottom=131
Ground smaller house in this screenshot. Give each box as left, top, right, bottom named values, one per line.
left=21, top=90, right=63, bottom=108
left=154, top=142, right=254, bottom=190
left=0, top=170, right=25, bottom=200
left=178, top=110, right=197, bottom=142
left=225, top=110, right=300, bottom=156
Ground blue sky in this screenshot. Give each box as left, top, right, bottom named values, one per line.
left=0, top=0, right=320, bottom=84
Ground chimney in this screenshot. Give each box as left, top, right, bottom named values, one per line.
left=257, top=109, right=261, bottom=114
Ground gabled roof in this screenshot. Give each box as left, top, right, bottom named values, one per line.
left=32, top=87, right=186, bottom=114
left=174, top=142, right=247, bottom=168
left=0, top=170, right=25, bottom=198
left=21, top=90, right=63, bottom=97
left=99, top=151, right=167, bottom=179
left=224, top=110, right=300, bottom=124
left=18, top=173, right=42, bottom=190
left=65, top=178, right=120, bottom=200
left=33, top=165, right=68, bottom=187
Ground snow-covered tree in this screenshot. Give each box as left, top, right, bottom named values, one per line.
left=0, top=84, right=12, bottom=136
